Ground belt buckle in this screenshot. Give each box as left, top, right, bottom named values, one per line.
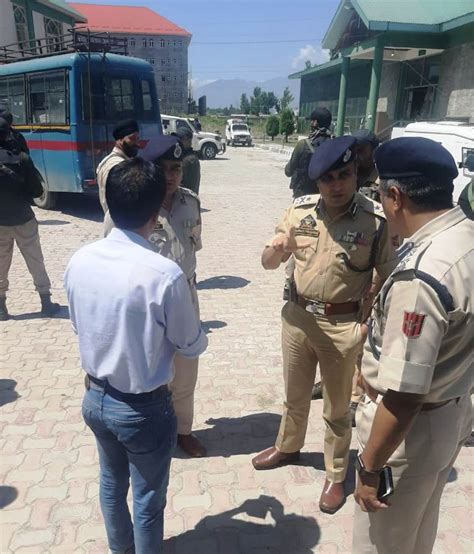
left=305, top=299, right=326, bottom=316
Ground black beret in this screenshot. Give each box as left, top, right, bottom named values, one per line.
left=174, top=127, right=193, bottom=141
left=374, top=137, right=458, bottom=183
left=306, top=107, right=332, bottom=128
left=113, top=119, right=139, bottom=140
left=139, top=134, right=184, bottom=162
left=353, top=129, right=379, bottom=148
left=0, top=110, right=13, bottom=125
left=308, top=135, right=356, bottom=181
left=0, top=117, right=10, bottom=137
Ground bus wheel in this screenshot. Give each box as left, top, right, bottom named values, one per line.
left=201, top=143, right=217, bottom=160
left=34, top=189, right=57, bottom=210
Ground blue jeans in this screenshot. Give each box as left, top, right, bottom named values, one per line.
left=82, top=384, right=177, bottom=554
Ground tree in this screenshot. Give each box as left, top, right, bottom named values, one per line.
left=279, top=108, right=295, bottom=142
left=240, top=93, right=250, bottom=115
left=305, top=60, right=312, bottom=69
left=266, top=115, right=280, bottom=141
left=222, top=106, right=231, bottom=116
left=280, top=87, right=295, bottom=110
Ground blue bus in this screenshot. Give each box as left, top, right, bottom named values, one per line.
left=0, top=51, right=162, bottom=208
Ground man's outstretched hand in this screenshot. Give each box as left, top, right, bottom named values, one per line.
left=271, top=227, right=312, bottom=253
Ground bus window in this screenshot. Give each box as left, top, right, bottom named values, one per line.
left=0, top=75, right=27, bottom=124
left=141, top=79, right=155, bottom=120
left=107, top=77, right=135, bottom=119
left=82, top=73, right=105, bottom=121
left=28, top=70, right=67, bottom=124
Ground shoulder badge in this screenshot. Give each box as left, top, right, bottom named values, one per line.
left=402, top=311, right=426, bottom=338
left=179, top=186, right=201, bottom=208
left=293, top=194, right=319, bottom=208
left=357, top=193, right=386, bottom=220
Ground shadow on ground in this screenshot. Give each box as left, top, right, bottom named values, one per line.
left=37, top=219, right=71, bottom=226
left=0, top=486, right=18, bottom=509
left=11, top=305, right=70, bottom=321
left=197, top=276, right=250, bottom=290
left=201, top=320, right=227, bottom=334
left=0, top=379, right=19, bottom=407
left=55, top=193, right=104, bottom=223
left=164, top=495, right=320, bottom=554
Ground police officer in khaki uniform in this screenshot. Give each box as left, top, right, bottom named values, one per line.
left=252, top=136, right=397, bottom=514
left=353, top=137, right=473, bottom=553
left=96, top=120, right=140, bottom=236
left=0, top=118, right=60, bottom=321
left=141, top=134, right=205, bottom=457
left=353, top=129, right=380, bottom=198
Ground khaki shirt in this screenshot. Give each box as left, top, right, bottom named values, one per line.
left=148, top=187, right=202, bottom=280
left=269, top=192, right=397, bottom=302
left=362, top=206, right=474, bottom=402
left=96, top=147, right=129, bottom=214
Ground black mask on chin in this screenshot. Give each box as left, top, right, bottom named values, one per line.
left=121, top=142, right=139, bottom=158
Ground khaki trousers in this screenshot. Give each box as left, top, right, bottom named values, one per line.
left=276, top=301, right=361, bottom=482
left=0, top=218, right=51, bottom=297
left=170, top=283, right=200, bottom=435
left=353, top=393, right=472, bottom=554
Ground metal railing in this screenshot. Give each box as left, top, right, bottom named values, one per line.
left=0, top=28, right=128, bottom=64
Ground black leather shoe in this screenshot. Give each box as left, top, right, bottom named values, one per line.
left=40, top=294, right=60, bottom=317
left=311, top=381, right=323, bottom=400
left=0, top=297, right=9, bottom=321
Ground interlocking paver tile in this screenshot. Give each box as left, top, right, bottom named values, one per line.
left=0, top=147, right=472, bottom=553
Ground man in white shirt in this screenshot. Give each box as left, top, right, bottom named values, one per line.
left=65, top=157, right=207, bottom=553
left=96, top=119, right=140, bottom=236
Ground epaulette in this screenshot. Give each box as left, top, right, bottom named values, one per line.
left=356, top=193, right=386, bottom=220
left=179, top=186, right=201, bottom=205
left=293, top=194, right=319, bottom=208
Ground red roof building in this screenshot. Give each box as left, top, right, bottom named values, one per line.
left=69, top=3, right=191, bottom=113
left=69, top=3, right=191, bottom=37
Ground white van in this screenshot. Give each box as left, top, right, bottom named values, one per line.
left=160, top=115, right=226, bottom=159
left=225, top=119, right=252, bottom=147
left=391, top=121, right=474, bottom=201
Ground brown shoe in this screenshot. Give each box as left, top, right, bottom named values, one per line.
left=319, top=479, right=346, bottom=514
left=252, top=446, right=300, bottom=470
left=177, top=434, right=207, bottom=457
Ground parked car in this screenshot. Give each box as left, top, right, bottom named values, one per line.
left=225, top=119, right=252, bottom=146
left=391, top=121, right=474, bottom=201
left=161, top=114, right=225, bottom=159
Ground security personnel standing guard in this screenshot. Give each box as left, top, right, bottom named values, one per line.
left=174, top=127, right=201, bottom=195
left=96, top=119, right=140, bottom=236
left=141, top=134, right=206, bottom=457
left=353, top=129, right=380, bottom=199
left=252, top=136, right=397, bottom=514
left=0, top=110, right=30, bottom=154
left=285, top=107, right=332, bottom=198
left=353, top=137, right=473, bottom=553
left=0, top=118, right=59, bottom=320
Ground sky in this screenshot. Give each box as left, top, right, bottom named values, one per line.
left=70, top=0, right=341, bottom=86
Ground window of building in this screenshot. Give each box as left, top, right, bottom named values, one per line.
left=142, top=38, right=147, bottom=47
left=148, top=58, right=155, bottom=65
left=129, top=38, right=135, bottom=48
left=161, top=59, right=166, bottom=66
left=44, top=17, right=63, bottom=53
left=160, top=38, right=165, bottom=48
left=161, top=75, right=166, bottom=82
left=0, top=75, right=27, bottom=124
left=29, top=70, right=67, bottom=124
left=167, top=59, right=171, bottom=65
left=13, top=4, right=29, bottom=50
left=173, top=59, right=176, bottom=65
left=107, top=78, right=135, bottom=119
left=149, top=38, right=154, bottom=48
left=167, top=40, right=171, bottom=47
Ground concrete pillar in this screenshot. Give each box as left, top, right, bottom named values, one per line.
left=336, top=57, right=350, bottom=136
left=366, top=40, right=384, bottom=132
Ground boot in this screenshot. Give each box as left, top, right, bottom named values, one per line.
left=40, top=294, right=60, bottom=317
left=0, top=296, right=9, bottom=321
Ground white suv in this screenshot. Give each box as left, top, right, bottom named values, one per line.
left=225, top=119, right=252, bottom=146
left=161, top=115, right=226, bottom=159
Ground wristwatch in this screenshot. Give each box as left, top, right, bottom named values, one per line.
left=355, top=453, right=382, bottom=477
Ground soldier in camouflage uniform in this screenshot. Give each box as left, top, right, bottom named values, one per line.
left=285, top=108, right=333, bottom=199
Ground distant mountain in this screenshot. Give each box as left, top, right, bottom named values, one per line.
left=194, top=76, right=300, bottom=109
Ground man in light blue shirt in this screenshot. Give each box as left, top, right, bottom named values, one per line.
left=65, top=157, right=207, bottom=553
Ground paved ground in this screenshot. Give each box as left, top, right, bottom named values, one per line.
left=0, top=146, right=472, bottom=553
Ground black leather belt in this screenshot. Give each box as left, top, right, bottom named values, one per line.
left=85, top=374, right=168, bottom=403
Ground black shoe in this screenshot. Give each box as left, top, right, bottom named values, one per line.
left=0, top=297, right=9, bottom=321
left=311, top=381, right=323, bottom=400
left=40, top=294, right=61, bottom=317
left=350, top=401, right=358, bottom=427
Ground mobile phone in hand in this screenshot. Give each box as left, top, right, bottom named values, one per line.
left=377, top=466, right=394, bottom=501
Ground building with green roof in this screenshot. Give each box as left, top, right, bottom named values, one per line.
left=290, top=0, right=474, bottom=136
